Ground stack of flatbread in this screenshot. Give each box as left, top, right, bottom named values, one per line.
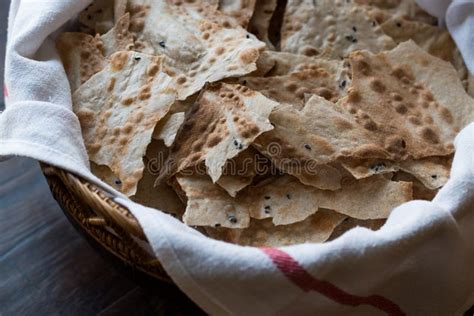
left=59, top=0, right=474, bottom=247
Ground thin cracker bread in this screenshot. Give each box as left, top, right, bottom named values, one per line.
left=73, top=51, right=176, bottom=196
left=328, top=217, right=386, bottom=241
left=157, top=83, right=278, bottom=184
left=354, top=0, right=437, bottom=25
left=340, top=156, right=451, bottom=190
left=240, top=57, right=351, bottom=107
left=128, top=0, right=266, bottom=100
left=90, top=162, right=122, bottom=191
left=152, top=112, right=185, bottom=147
left=177, top=175, right=251, bottom=228
left=218, top=0, right=257, bottom=28
left=339, top=41, right=474, bottom=159
left=216, top=148, right=261, bottom=197
left=178, top=173, right=412, bottom=228
left=380, top=17, right=468, bottom=82
left=281, top=0, right=395, bottom=59
left=101, top=13, right=135, bottom=57
left=205, top=209, right=346, bottom=246
left=246, top=174, right=412, bottom=221
left=56, top=33, right=106, bottom=92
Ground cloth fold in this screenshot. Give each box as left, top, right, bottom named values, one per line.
left=1, top=0, right=474, bottom=314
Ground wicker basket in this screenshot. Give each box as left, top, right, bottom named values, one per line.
left=40, top=163, right=171, bottom=283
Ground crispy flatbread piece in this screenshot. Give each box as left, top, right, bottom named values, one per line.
left=206, top=209, right=346, bottom=246
left=157, top=83, right=277, bottom=184
left=281, top=0, right=395, bottom=58
left=178, top=173, right=412, bottom=228
left=152, top=112, right=185, bottom=147
left=56, top=33, right=106, bottom=92
left=73, top=51, right=176, bottom=196
left=128, top=0, right=266, bottom=100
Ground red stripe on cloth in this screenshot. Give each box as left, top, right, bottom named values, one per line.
left=261, top=247, right=404, bottom=316
left=3, top=84, right=8, bottom=98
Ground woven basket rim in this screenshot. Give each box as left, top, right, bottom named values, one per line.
left=40, top=162, right=171, bottom=282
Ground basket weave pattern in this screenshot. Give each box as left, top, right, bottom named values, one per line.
left=41, top=164, right=171, bottom=282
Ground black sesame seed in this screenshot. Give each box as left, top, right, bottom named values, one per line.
left=265, top=205, right=271, bottom=210
left=339, top=80, right=347, bottom=89
left=238, top=144, right=243, bottom=150
left=370, top=163, right=386, bottom=173
left=264, top=196, right=271, bottom=200
left=228, top=215, right=238, bottom=224
left=215, top=223, right=221, bottom=227
left=431, top=175, right=438, bottom=179
left=304, top=144, right=312, bottom=150
left=286, top=194, right=291, bottom=199
left=115, top=179, right=122, bottom=185
left=352, top=38, right=358, bottom=43
left=371, top=21, right=377, bottom=27
left=345, top=35, right=354, bottom=42
left=396, top=22, right=402, bottom=27
left=234, top=140, right=239, bottom=146
left=134, top=56, right=141, bottom=61
left=246, top=34, right=250, bottom=39
left=159, top=41, right=166, bottom=48
left=401, top=139, right=406, bottom=148
left=242, top=80, right=247, bottom=85
left=352, top=26, right=357, bottom=32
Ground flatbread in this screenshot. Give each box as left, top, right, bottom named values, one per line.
left=281, top=0, right=395, bottom=59
left=380, top=17, right=468, bottom=82
left=340, top=41, right=474, bottom=158
left=73, top=51, right=176, bottom=196
left=254, top=42, right=474, bottom=188
left=340, top=156, right=451, bottom=190
left=205, top=209, right=346, bottom=246
left=157, top=83, right=278, bottom=184
left=178, top=173, right=412, bottom=228
left=152, top=112, right=185, bottom=147
left=90, top=162, right=123, bottom=191
left=253, top=97, right=364, bottom=190
left=354, top=0, right=437, bottom=25
left=57, top=15, right=136, bottom=92
left=177, top=175, right=251, bottom=228
left=246, top=174, right=412, bottom=221
left=216, top=148, right=261, bottom=197
left=398, top=157, right=451, bottom=190
left=128, top=0, right=266, bottom=100
left=328, top=217, right=386, bottom=241
left=56, top=33, right=106, bottom=92
left=101, top=13, right=135, bottom=57
left=257, top=51, right=351, bottom=78
left=218, top=0, right=257, bottom=28
left=393, top=171, right=438, bottom=201
left=248, top=0, right=277, bottom=48
left=240, top=56, right=351, bottom=107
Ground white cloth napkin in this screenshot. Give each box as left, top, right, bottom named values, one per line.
left=1, top=0, right=474, bottom=314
